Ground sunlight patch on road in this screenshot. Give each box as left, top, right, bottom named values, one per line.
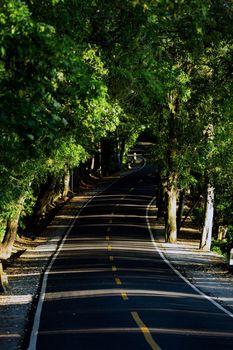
left=0, top=294, right=33, bottom=305
left=9, top=272, right=41, bottom=278
left=56, top=215, right=76, bottom=219
left=34, top=244, right=58, bottom=252
left=0, top=333, right=21, bottom=338
left=44, top=288, right=208, bottom=301
left=38, top=326, right=233, bottom=338
left=78, top=214, right=157, bottom=220
left=43, top=268, right=114, bottom=275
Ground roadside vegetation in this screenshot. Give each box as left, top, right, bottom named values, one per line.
left=0, top=0, right=233, bottom=287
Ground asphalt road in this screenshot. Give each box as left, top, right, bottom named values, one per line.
left=28, top=166, right=233, bottom=350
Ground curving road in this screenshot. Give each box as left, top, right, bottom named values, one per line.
left=28, top=166, right=233, bottom=350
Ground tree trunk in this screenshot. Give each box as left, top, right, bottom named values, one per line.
left=166, top=183, right=177, bottom=243
left=156, top=180, right=165, bottom=221
left=116, top=140, right=121, bottom=171
left=90, top=156, right=95, bottom=174
left=177, top=190, right=185, bottom=234
left=0, top=195, right=25, bottom=260
left=62, top=166, right=70, bottom=199
left=0, top=262, right=8, bottom=292
left=217, top=225, right=228, bottom=240
left=165, top=99, right=178, bottom=243
left=120, top=139, right=125, bottom=167
left=33, top=174, right=61, bottom=223
left=200, top=183, right=214, bottom=251
left=97, top=142, right=102, bottom=177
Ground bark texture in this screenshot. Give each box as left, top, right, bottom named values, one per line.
left=33, top=174, right=61, bottom=223
left=0, top=262, right=8, bottom=292
left=62, top=166, right=70, bottom=199
left=177, top=190, right=185, bottom=234
left=217, top=226, right=228, bottom=240
left=0, top=195, right=25, bottom=260
left=166, top=184, right=177, bottom=243
left=200, top=184, right=214, bottom=251
left=165, top=99, right=179, bottom=243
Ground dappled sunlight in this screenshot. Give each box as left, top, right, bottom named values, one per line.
left=11, top=167, right=231, bottom=349
left=48, top=224, right=72, bottom=229
left=38, top=327, right=233, bottom=338
left=39, top=327, right=141, bottom=335
left=160, top=247, right=220, bottom=258
left=42, top=268, right=114, bottom=275
left=0, top=294, right=32, bottom=305
left=17, top=235, right=162, bottom=261
left=9, top=272, right=41, bottom=278
left=63, top=237, right=106, bottom=242
left=77, top=213, right=157, bottom=220
left=0, top=333, right=21, bottom=339
left=44, top=288, right=208, bottom=301
left=56, top=215, right=76, bottom=220
left=91, top=194, right=152, bottom=200
left=149, top=328, right=233, bottom=338
left=77, top=223, right=150, bottom=229
left=84, top=203, right=152, bottom=210
left=46, top=267, right=171, bottom=277
left=38, top=240, right=159, bottom=257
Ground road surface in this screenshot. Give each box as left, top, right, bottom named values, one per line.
left=28, top=166, right=233, bottom=349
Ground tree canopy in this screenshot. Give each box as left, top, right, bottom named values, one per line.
left=0, top=0, right=232, bottom=258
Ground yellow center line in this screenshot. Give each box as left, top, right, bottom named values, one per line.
left=106, top=235, right=110, bottom=241
left=107, top=227, right=111, bottom=232
left=109, top=256, right=114, bottom=261
left=121, top=292, right=128, bottom=300
left=131, top=312, right=161, bottom=350
left=129, top=187, right=134, bottom=192
left=109, top=219, right=113, bottom=224
left=112, top=266, right=117, bottom=272
left=107, top=245, right=112, bottom=251
left=115, top=277, right=122, bottom=285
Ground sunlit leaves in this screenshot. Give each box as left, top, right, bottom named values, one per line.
left=0, top=0, right=233, bottom=234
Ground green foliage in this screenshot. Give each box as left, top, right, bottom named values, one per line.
left=211, top=233, right=233, bottom=259
left=48, top=138, right=88, bottom=174
left=0, top=0, right=233, bottom=247
left=0, top=0, right=118, bottom=234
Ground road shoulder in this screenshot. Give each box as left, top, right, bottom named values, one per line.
left=152, top=224, right=233, bottom=315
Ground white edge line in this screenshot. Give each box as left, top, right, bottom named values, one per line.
left=146, top=196, right=233, bottom=319
left=28, top=158, right=146, bottom=350
left=28, top=200, right=88, bottom=350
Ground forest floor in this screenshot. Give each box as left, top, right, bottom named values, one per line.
left=0, top=169, right=233, bottom=350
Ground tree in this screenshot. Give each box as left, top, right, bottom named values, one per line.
left=0, top=0, right=119, bottom=260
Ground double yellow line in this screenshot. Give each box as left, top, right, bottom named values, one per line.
left=106, top=209, right=160, bottom=350
left=131, top=312, right=161, bottom=350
